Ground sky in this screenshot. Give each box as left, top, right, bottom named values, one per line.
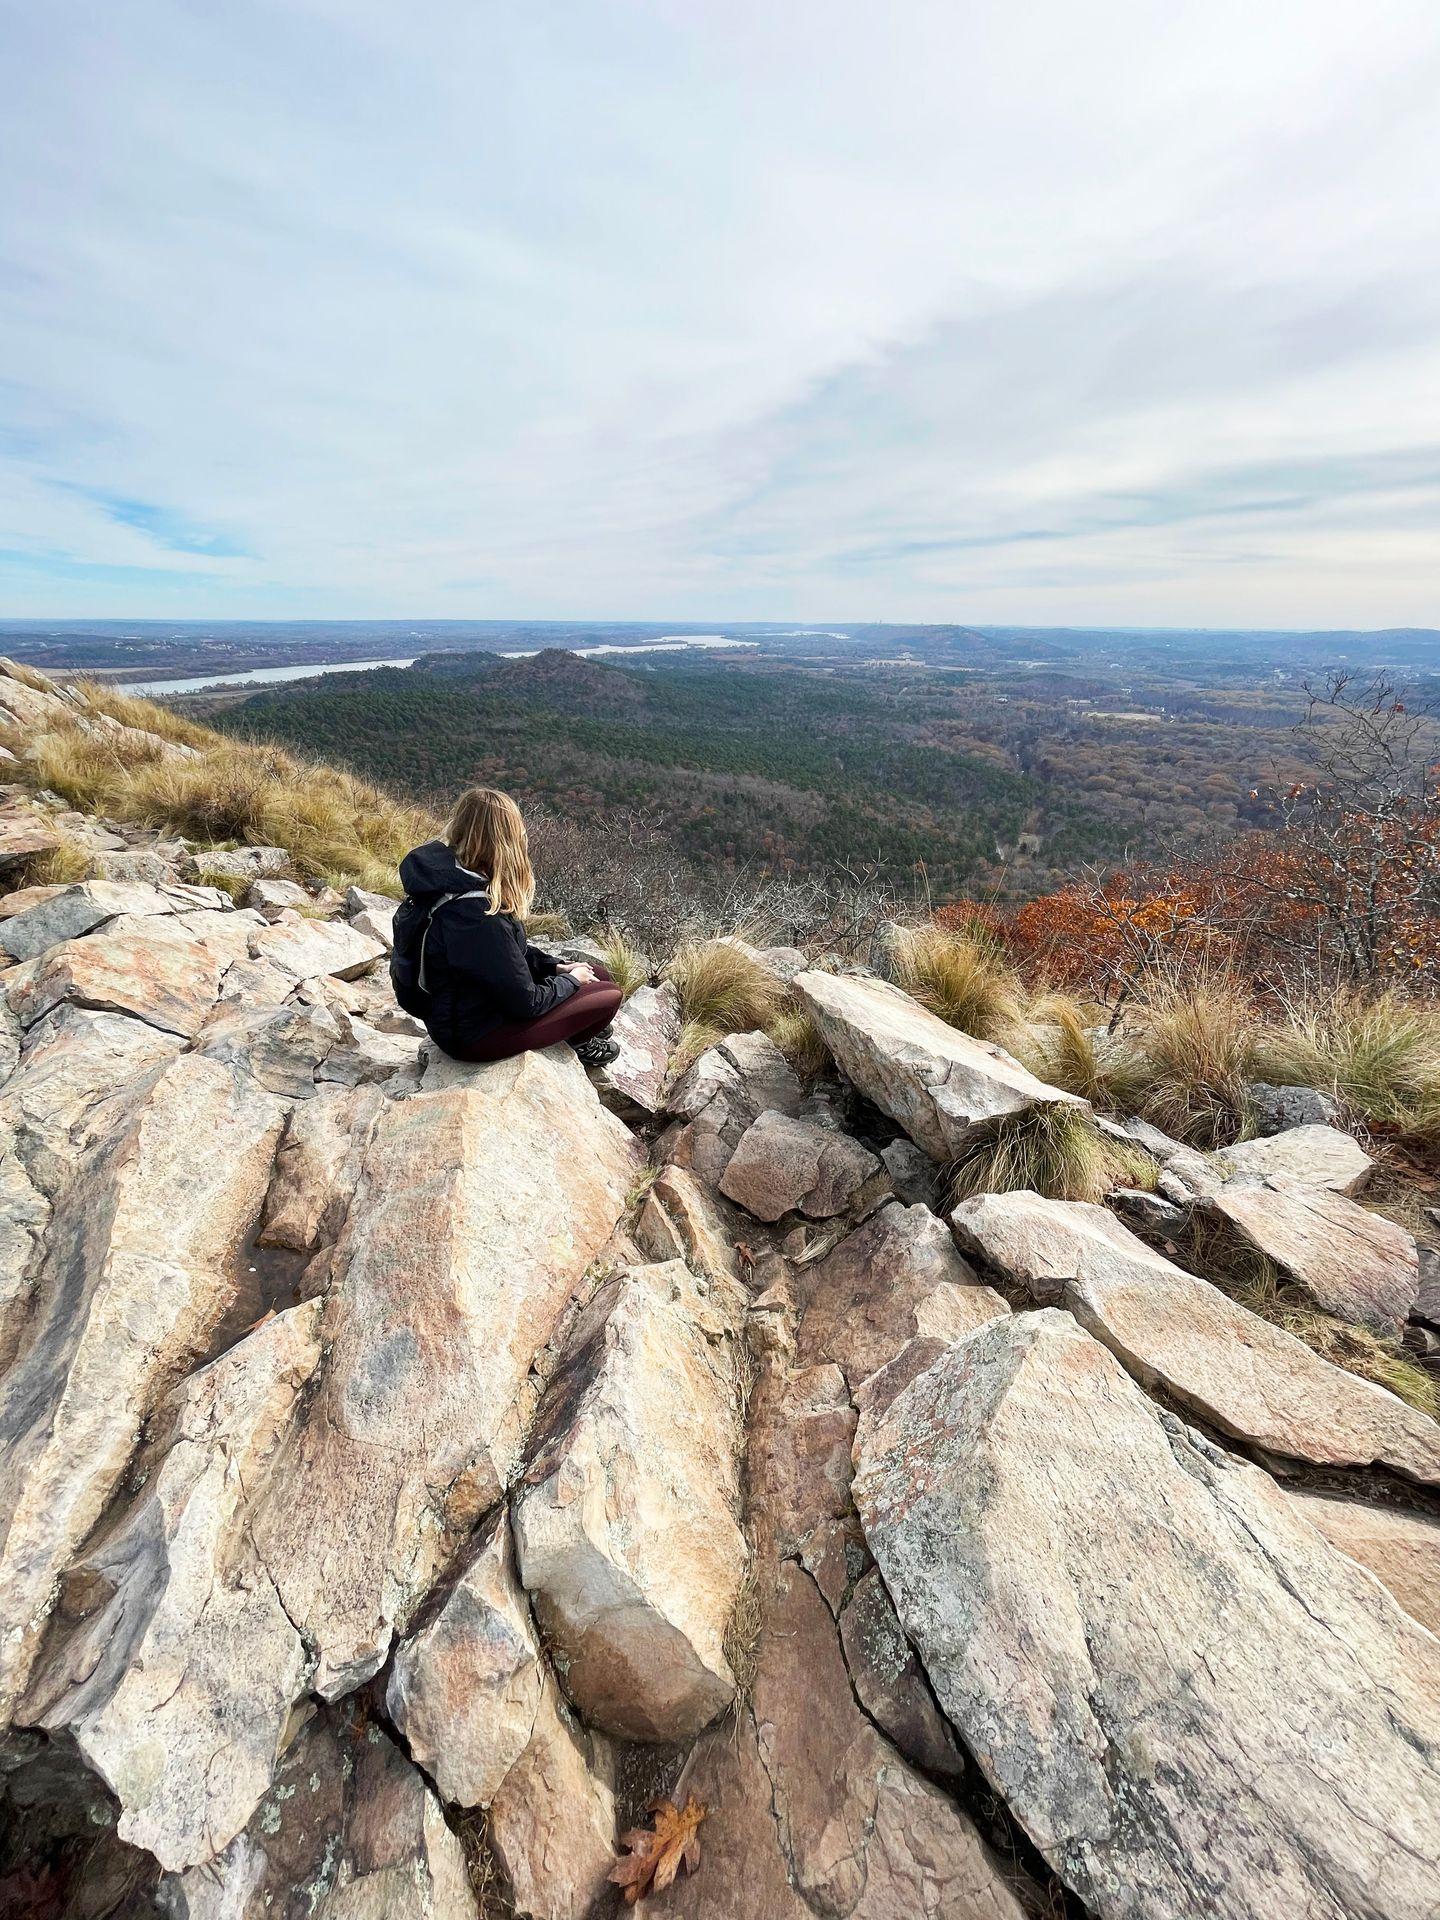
left=1, top=0, right=1438, bottom=627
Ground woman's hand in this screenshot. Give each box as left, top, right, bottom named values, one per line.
left=564, top=962, right=599, bottom=984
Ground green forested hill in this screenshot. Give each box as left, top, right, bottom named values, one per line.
left=214, top=651, right=1129, bottom=896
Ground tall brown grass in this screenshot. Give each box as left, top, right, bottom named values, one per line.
left=1124, top=975, right=1259, bottom=1147
left=1020, top=993, right=1148, bottom=1112
left=946, top=1104, right=1151, bottom=1206
left=767, top=1005, right=831, bottom=1080
left=74, top=678, right=215, bottom=748
left=667, top=939, right=787, bottom=1037
left=1255, top=989, right=1440, bottom=1153
left=887, top=924, right=1024, bottom=1041
left=13, top=694, right=439, bottom=899
left=598, top=928, right=649, bottom=999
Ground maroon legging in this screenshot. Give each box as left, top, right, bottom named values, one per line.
left=449, top=961, right=623, bottom=1063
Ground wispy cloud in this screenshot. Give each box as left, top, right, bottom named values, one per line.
left=0, top=0, right=1437, bottom=623
left=56, top=484, right=247, bottom=556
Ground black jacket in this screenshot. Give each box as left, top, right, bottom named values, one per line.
left=393, top=840, right=577, bottom=1051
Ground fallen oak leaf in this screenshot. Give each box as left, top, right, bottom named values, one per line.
left=609, top=1794, right=706, bottom=1905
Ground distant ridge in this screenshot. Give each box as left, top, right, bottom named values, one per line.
left=412, top=645, right=650, bottom=712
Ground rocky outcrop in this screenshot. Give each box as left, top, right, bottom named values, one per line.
left=513, top=1259, right=747, bottom=1741
left=660, top=1028, right=802, bottom=1184
left=250, top=1050, right=641, bottom=1698
left=1202, top=1175, right=1419, bottom=1333
left=719, top=1108, right=887, bottom=1221
left=7, top=910, right=248, bottom=1037
left=1212, top=1121, right=1373, bottom=1193
left=388, top=1511, right=616, bottom=1920
left=792, top=1199, right=1008, bottom=1388
left=1285, top=1490, right=1440, bottom=1637
left=952, top=1190, right=1440, bottom=1483
left=854, top=1310, right=1440, bottom=1920
left=21, top=1304, right=324, bottom=1870
left=4, top=663, right=1439, bottom=1920
left=0, top=878, right=186, bottom=964
left=0, top=1052, right=289, bottom=1722
left=794, top=968, right=1084, bottom=1158
left=160, top=1705, right=478, bottom=1919
left=257, top=1080, right=386, bottom=1253
left=647, top=1292, right=1029, bottom=1920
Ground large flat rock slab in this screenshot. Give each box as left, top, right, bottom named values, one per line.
left=5, top=912, right=236, bottom=1036
left=248, top=909, right=386, bottom=983
left=0, top=1054, right=288, bottom=1722
left=0, top=1005, right=183, bottom=1366
left=0, top=879, right=180, bottom=964
left=1202, top=1175, right=1419, bottom=1333
left=1214, top=1122, right=1373, bottom=1194
left=1285, top=1490, right=1440, bottom=1637
left=514, top=1260, right=747, bottom=1741
left=21, top=1304, right=324, bottom=1869
left=794, top=969, right=1083, bottom=1159
left=250, top=1049, right=641, bottom=1696
left=853, top=1310, right=1440, bottom=1920
left=951, top=1191, right=1440, bottom=1484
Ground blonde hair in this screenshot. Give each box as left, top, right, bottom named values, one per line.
left=445, top=787, right=536, bottom=919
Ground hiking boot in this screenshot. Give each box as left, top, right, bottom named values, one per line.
left=570, top=1029, right=619, bottom=1069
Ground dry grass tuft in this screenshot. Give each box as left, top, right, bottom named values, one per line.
left=1294, top=1318, right=1439, bottom=1417
left=23, top=836, right=99, bottom=886
left=192, top=866, right=250, bottom=903
left=1020, top=993, right=1147, bottom=1111
left=26, top=726, right=167, bottom=814
left=1124, top=975, right=1258, bottom=1147
left=73, top=678, right=214, bottom=748
left=447, top=1806, right=514, bottom=1919
left=667, top=939, right=786, bottom=1038
left=525, top=909, right=572, bottom=941
left=766, top=1005, right=831, bottom=1081
left=946, top=1103, right=1137, bottom=1206
left=669, top=1017, right=726, bottom=1080
left=599, top=927, right=649, bottom=998
left=722, top=1556, right=764, bottom=1709
left=888, top=924, right=1024, bottom=1041
left=1256, top=989, right=1440, bottom=1154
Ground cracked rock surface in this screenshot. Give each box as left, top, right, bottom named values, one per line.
left=853, top=1311, right=1440, bottom=1920
left=3, top=661, right=1440, bottom=1920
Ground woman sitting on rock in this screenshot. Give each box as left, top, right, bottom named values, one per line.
left=393, top=787, right=622, bottom=1066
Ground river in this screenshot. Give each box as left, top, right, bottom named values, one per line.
left=115, top=656, right=418, bottom=696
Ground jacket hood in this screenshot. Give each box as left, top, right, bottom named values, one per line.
left=398, top=839, right=490, bottom=902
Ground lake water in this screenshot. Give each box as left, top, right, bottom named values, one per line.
left=117, top=656, right=418, bottom=696
left=498, top=635, right=759, bottom=659
left=117, top=633, right=760, bottom=695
